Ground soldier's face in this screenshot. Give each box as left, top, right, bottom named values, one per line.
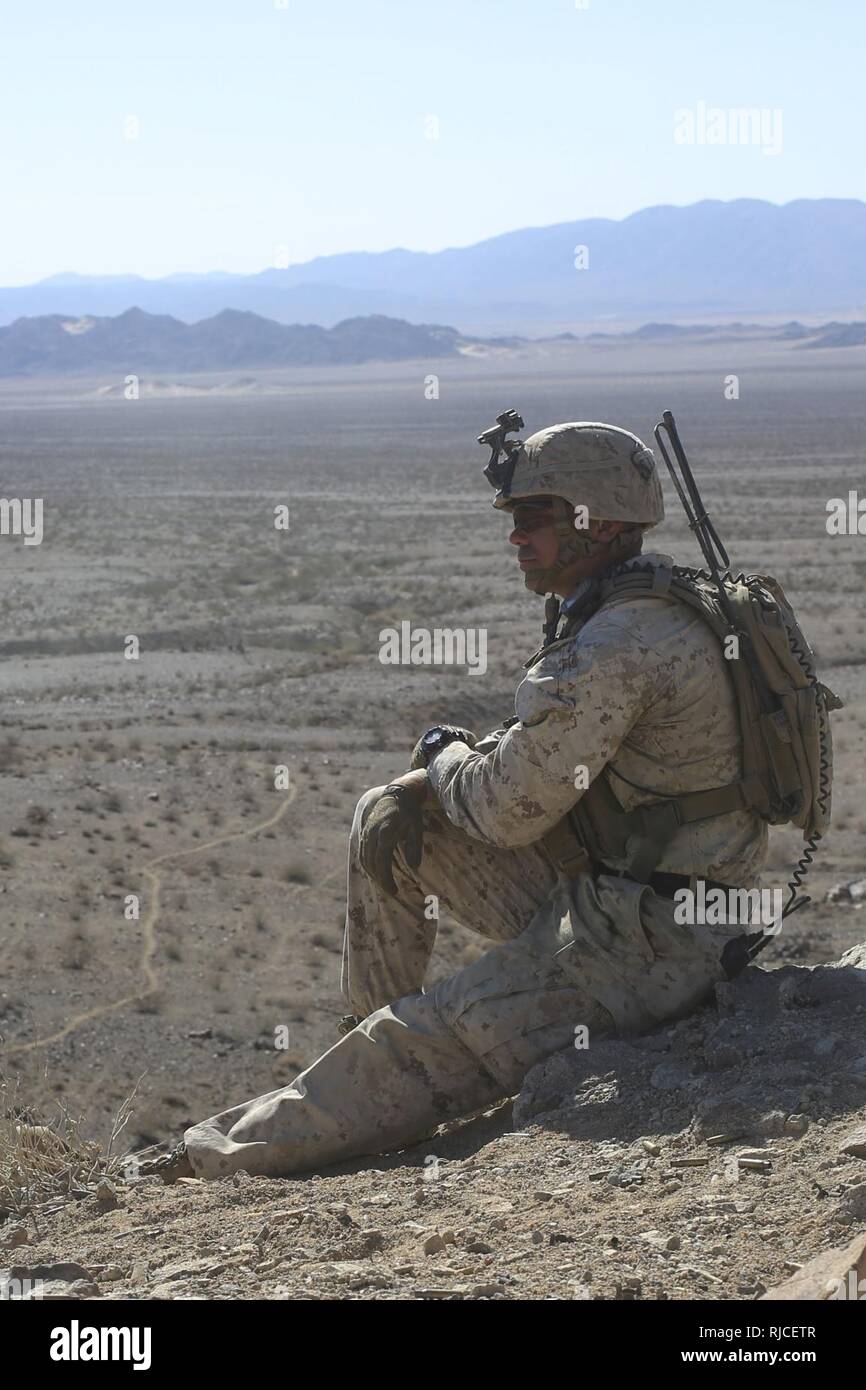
left=509, top=502, right=561, bottom=585
left=508, top=500, right=626, bottom=596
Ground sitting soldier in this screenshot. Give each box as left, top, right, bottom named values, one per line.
left=155, top=420, right=773, bottom=1180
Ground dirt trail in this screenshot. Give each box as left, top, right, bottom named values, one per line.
left=4, top=781, right=299, bottom=1056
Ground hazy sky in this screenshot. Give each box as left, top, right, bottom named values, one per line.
left=2, top=0, right=862, bottom=285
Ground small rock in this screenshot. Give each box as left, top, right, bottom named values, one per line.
left=615, top=1276, right=642, bottom=1299
left=32, top=1279, right=100, bottom=1300
left=0, top=1227, right=28, bottom=1249
left=837, top=1183, right=866, bottom=1220
left=784, top=1114, right=809, bottom=1136
left=621, top=1168, right=645, bottom=1187
left=642, top=1141, right=661, bottom=1156
left=96, top=1178, right=118, bottom=1209
left=423, top=1233, right=447, bottom=1256
left=840, top=1126, right=866, bottom=1160
left=154, top=1257, right=225, bottom=1281
left=6, top=1261, right=94, bottom=1285
left=828, top=878, right=866, bottom=903
left=147, top=791, right=160, bottom=801
left=349, top=1272, right=391, bottom=1290
left=638, top=1230, right=667, bottom=1250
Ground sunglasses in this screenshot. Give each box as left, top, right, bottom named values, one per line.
left=509, top=503, right=556, bottom=534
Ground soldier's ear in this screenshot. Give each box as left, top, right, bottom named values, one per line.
left=592, top=518, right=622, bottom=542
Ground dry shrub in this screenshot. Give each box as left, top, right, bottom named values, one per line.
left=59, top=928, right=92, bottom=971
left=0, top=1071, right=138, bottom=1217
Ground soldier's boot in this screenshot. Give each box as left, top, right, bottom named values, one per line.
left=135, top=1141, right=194, bottom=1184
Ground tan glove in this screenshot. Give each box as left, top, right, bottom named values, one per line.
left=359, top=781, right=426, bottom=897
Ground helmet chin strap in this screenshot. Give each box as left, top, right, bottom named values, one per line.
left=543, top=593, right=562, bottom=647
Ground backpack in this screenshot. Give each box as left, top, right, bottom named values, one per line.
left=549, top=557, right=841, bottom=935
left=596, top=561, right=841, bottom=842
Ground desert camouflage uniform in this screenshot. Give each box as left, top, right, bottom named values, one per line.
left=184, top=553, right=768, bottom=1179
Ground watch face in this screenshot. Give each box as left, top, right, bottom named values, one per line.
left=421, top=726, right=449, bottom=763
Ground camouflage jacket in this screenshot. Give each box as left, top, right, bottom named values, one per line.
left=427, top=553, right=768, bottom=887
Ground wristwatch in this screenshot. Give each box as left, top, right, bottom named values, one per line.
left=417, top=724, right=470, bottom=768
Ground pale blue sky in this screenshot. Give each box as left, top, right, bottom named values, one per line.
left=2, top=0, right=862, bottom=284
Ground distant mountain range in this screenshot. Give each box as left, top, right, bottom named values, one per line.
left=0, top=309, right=467, bottom=376
left=1, top=309, right=863, bottom=378
left=2, top=199, right=865, bottom=334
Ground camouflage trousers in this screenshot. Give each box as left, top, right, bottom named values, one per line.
left=184, top=788, right=738, bottom=1179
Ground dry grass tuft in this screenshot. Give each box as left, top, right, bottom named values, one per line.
left=0, top=1072, right=139, bottom=1218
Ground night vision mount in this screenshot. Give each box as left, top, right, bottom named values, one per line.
left=478, top=408, right=525, bottom=494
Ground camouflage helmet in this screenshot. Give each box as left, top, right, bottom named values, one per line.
left=492, top=421, right=664, bottom=527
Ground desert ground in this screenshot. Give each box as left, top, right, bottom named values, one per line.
left=1, top=336, right=865, bottom=1300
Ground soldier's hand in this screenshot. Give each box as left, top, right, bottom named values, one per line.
left=409, top=726, right=478, bottom=770
left=359, top=776, right=427, bottom=897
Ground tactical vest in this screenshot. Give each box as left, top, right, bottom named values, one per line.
left=537, top=559, right=841, bottom=888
